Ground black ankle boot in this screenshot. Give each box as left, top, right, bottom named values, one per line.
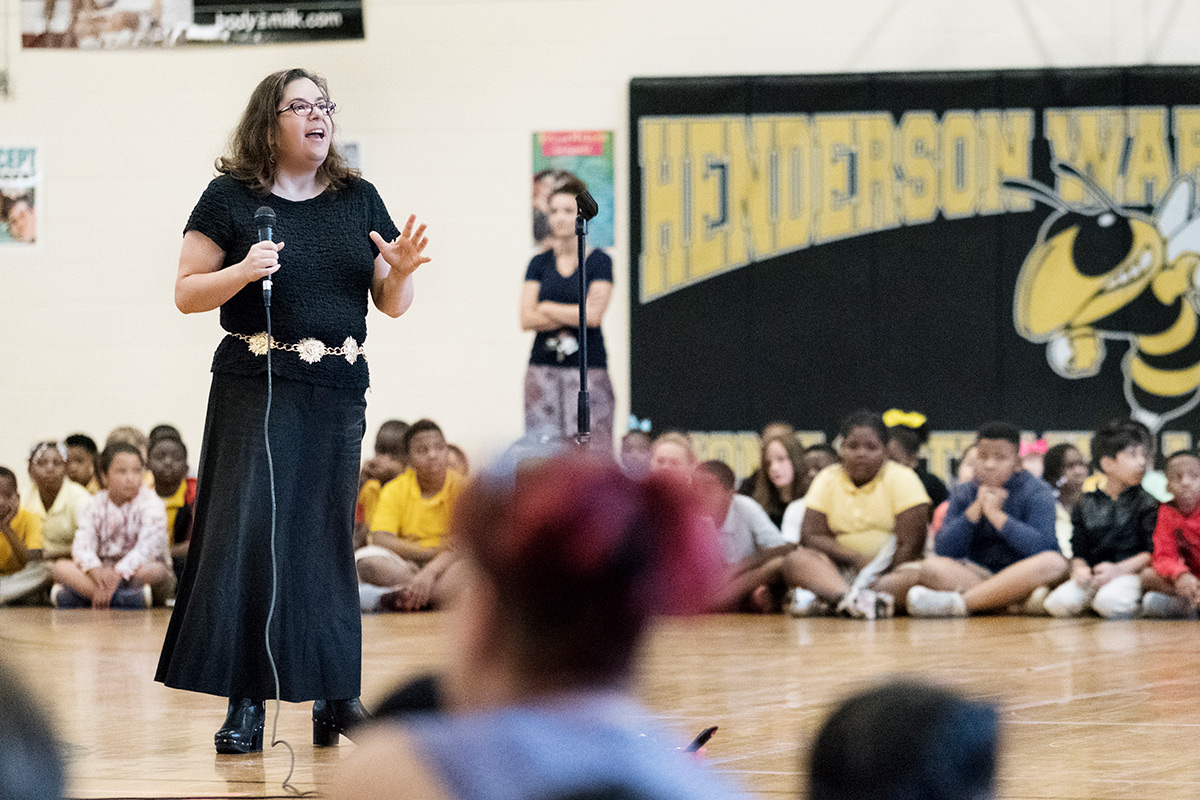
left=215, top=698, right=265, bottom=755
left=312, top=697, right=369, bottom=746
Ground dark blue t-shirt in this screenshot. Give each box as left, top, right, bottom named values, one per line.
left=524, top=248, right=612, bottom=369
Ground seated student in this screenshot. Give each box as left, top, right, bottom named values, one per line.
left=787, top=411, right=931, bottom=618
left=356, top=420, right=466, bottom=611
left=648, top=431, right=697, bottom=481
left=749, top=434, right=807, bottom=528
left=1020, top=439, right=1046, bottom=479
left=102, top=426, right=149, bottom=491
left=1082, top=418, right=1170, bottom=502
left=886, top=426, right=949, bottom=516
left=808, top=680, right=999, bottom=800
left=0, top=467, right=48, bottom=606
left=929, top=444, right=979, bottom=537
left=331, top=455, right=750, bottom=800
left=148, top=423, right=183, bottom=450
left=619, top=428, right=653, bottom=478
left=693, top=460, right=799, bottom=612
left=354, top=419, right=410, bottom=546
left=50, top=442, right=173, bottom=609
left=105, top=425, right=149, bottom=459
left=736, top=421, right=795, bottom=495
left=64, top=433, right=100, bottom=494
left=780, top=444, right=839, bottom=544
left=803, top=443, right=839, bottom=484
left=1042, top=418, right=1158, bottom=619
left=147, top=435, right=196, bottom=585
left=1042, top=443, right=1089, bottom=558
left=447, top=444, right=469, bottom=477
left=876, top=421, right=1067, bottom=617
left=22, top=441, right=92, bottom=568
left=1142, top=451, right=1200, bottom=618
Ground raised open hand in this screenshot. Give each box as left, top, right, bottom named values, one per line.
left=371, top=214, right=431, bottom=283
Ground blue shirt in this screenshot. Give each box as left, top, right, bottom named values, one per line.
left=935, top=470, right=1059, bottom=573
left=406, top=697, right=752, bottom=800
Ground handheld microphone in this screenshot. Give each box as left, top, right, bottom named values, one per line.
left=255, top=206, right=276, bottom=307
left=575, top=190, right=599, bottom=221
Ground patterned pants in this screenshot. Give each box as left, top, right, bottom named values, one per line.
left=524, top=364, right=615, bottom=451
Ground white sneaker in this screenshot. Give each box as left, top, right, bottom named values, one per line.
left=906, top=586, right=968, bottom=618
left=1023, top=585, right=1050, bottom=615
left=786, top=589, right=818, bottom=617
left=838, top=588, right=895, bottom=620
left=1141, top=591, right=1191, bottom=619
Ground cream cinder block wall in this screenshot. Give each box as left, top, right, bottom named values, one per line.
left=2, top=0, right=1198, bottom=491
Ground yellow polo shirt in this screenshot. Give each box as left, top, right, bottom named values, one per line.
left=358, top=479, right=383, bottom=528
left=804, top=461, right=930, bottom=557
left=21, top=480, right=92, bottom=560
left=1, top=509, right=43, bottom=575
left=370, top=469, right=465, bottom=549
left=162, top=479, right=187, bottom=546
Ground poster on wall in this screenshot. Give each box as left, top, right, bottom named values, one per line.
left=1, top=146, right=38, bottom=245
left=20, top=0, right=362, bottom=47
left=629, top=67, right=1200, bottom=459
left=532, top=130, right=614, bottom=250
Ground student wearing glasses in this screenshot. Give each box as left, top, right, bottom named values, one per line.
left=156, top=68, right=433, bottom=755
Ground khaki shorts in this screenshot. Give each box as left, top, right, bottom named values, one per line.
left=892, top=557, right=993, bottom=580
left=353, top=545, right=419, bottom=580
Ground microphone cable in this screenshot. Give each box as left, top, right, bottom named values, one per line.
left=262, top=284, right=313, bottom=796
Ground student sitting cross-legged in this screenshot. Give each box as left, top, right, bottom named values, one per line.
left=355, top=419, right=467, bottom=612
left=0, top=466, right=48, bottom=606
left=1141, top=450, right=1200, bottom=618
left=50, top=442, right=174, bottom=609
left=785, top=411, right=930, bottom=619
left=354, top=419, right=410, bottom=547
left=692, top=460, right=799, bottom=613
left=23, top=441, right=93, bottom=568
left=876, top=421, right=1068, bottom=617
left=147, top=435, right=196, bottom=587
left=1041, top=418, right=1158, bottom=619
left=1137, top=450, right=1200, bottom=618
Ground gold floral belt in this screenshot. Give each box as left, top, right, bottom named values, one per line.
left=230, top=332, right=366, bottom=365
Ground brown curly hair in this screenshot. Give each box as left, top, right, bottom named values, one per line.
left=216, top=68, right=359, bottom=196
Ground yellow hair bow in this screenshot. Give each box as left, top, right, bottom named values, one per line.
left=883, top=409, right=927, bottom=429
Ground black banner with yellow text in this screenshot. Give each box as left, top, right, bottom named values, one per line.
left=630, top=68, right=1200, bottom=445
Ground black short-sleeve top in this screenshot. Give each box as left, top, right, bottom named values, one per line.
left=184, top=175, right=400, bottom=389
left=524, top=248, right=612, bottom=369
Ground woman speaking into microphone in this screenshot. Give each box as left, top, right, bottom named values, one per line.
left=156, top=68, right=431, bottom=755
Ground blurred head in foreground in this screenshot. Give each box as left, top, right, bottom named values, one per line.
left=0, top=660, right=65, bottom=800
left=809, top=680, right=999, bottom=800
left=447, top=452, right=723, bottom=701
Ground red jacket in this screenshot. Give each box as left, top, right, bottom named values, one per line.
left=1151, top=503, right=1200, bottom=581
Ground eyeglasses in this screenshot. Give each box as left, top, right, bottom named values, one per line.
left=277, top=100, right=337, bottom=118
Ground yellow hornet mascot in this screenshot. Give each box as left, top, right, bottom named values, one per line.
left=1008, top=163, right=1200, bottom=433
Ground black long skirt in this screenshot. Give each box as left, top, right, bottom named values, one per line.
left=155, top=372, right=366, bottom=701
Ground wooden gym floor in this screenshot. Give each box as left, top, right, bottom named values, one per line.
left=1, top=607, right=1198, bottom=799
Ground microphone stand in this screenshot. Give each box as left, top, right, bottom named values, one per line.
left=571, top=189, right=600, bottom=449
left=575, top=209, right=590, bottom=448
